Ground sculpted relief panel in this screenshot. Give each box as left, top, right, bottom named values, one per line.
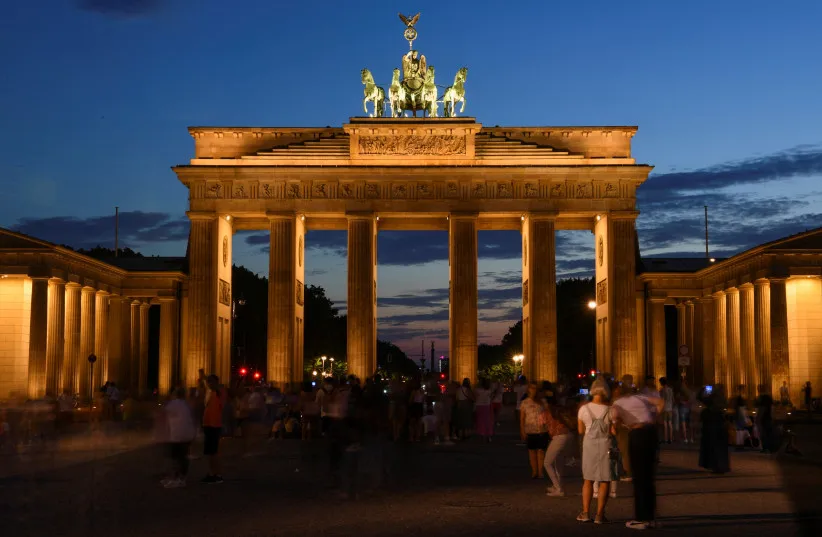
left=358, top=135, right=467, bottom=155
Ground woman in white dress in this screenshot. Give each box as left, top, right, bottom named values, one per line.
left=577, top=379, right=615, bottom=524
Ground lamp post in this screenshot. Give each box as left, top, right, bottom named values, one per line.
left=329, top=357, right=335, bottom=378
left=87, top=353, right=97, bottom=412
left=321, top=356, right=327, bottom=376
left=512, top=354, right=524, bottom=379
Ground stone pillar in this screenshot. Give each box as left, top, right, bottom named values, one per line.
left=185, top=212, right=232, bottom=386
left=130, top=300, right=141, bottom=395
left=754, top=279, right=772, bottom=397
left=267, top=214, right=304, bottom=385
left=347, top=214, right=377, bottom=381
left=769, top=278, right=790, bottom=400
left=449, top=214, right=478, bottom=384
left=94, top=291, right=109, bottom=388
left=692, top=299, right=704, bottom=386
left=27, top=277, right=49, bottom=399
left=739, top=283, right=756, bottom=399
left=676, top=302, right=686, bottom=352
left=62, top=282, right=82, bottom=394
left=139, top=302, right=150, bottom=395
left=594, top=213, right=639, bottom=379
left=78, top=287, right=96, bottom=400
left=713, top=291, right=727, bottom=389
left=45, top=279, right=65, bottom=397
left=159, top=298, right=179, bottom=396
left=119, top=298, right=133, bottom=390
left=726, top=288, right=741, bottom=392
left=701, top=296, right=715, bottom=386
left=107, top=295, right=123, bottom=385
left=648, top=298, right=667, bottom=381
left=521, top=213, right=557, bottom=382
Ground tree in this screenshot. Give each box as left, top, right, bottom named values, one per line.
left=377, top=340, right=418, bottom=377
left=303, top=284, right=346, bottom=367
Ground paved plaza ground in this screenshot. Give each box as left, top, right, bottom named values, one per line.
left=1, top=412, right=820, bottom=537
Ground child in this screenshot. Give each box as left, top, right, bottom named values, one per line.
left=421, top=405, right=439, bottom=444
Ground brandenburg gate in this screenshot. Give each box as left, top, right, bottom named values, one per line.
left=172, top=15, right=653, bottom=387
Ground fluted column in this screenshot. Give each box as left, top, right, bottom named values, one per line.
left=648, top=298, right=667, bottom=381
left=45, top=279, right=65, bottom=396
left=107, top=294, right=122, bottom=385
left=754, top=279, right=772, bottom=397
left=62, top=283, right=82, bottom=394
left=93, top=291, right=109, bottom=389
left=27, top=277, right=49, bottom=399
left=521, top=213, right=557, bottom=382
left=78, top=287, right=96, bottom=400
left=139, top=302, right=150, bottom=396
left=185, top=213, right=218, bottom=386
left=692, top=299, right=704, bottom=386
left=726, top=288, right=741, bottom=392
left=676, top=302, right=686, bottom=350
left=713, top=291, right=727, bottom=389
left=449, top=214, right=478, bottom=384
left=739, top=283, right=756, bottom=399
left=119, top=298, right=132, bottom=390
left=347, top=215, right=377, bottom=381
left=158, top=298, right=179, bottom=396
left=700, top=296, right=715, bottom=386
left=267, top=214, right=304, bottom=385
left=769, top=278, right=790, bottom=400
left=130, top=300, right=141, bottom=395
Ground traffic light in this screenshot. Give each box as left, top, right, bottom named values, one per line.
left=253, top=372, right=261, bottom=380
left=440, top=373, right=446, bottom=380
left=590, top=369, right=596, bottom=378
left=239, top=367, right=247, bottom=376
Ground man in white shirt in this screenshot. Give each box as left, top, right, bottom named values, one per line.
left=613, top=384, right=663, bottom=530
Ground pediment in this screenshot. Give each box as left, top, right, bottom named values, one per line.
left=0, top=228, right=54, bottom=250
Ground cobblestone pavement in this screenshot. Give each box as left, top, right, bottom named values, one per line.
left=1, top=415, right=819, bottom=537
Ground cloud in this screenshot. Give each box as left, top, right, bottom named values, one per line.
left=379, top=308, right=450, bottom=326
left=640, top=144, right=822, bottom=194
left=11, top=211, right=189, bottom=251
left=378, top=288, right=449, bottom=308
left=75, top=0, right=166, bottom=17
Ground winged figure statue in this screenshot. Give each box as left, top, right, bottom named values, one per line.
left=398, top=12, right=420, bottom=27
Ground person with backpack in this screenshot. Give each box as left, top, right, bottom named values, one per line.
left=576, top=379, right=615, bottom=524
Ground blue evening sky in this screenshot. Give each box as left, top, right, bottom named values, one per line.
left=2, top=0, right=821, bottom=358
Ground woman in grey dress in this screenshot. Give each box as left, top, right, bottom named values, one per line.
left=576, top=379, right=614, bottom=524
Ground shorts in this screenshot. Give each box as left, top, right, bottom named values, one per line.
left=679, top=407, right=691, bottom=424
left=203, top=426, right=221, bottom=456
left=526, top=433, right=549, bottom=451
left=661, top=410, right=673, bottom=422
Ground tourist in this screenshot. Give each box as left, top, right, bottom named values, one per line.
left=436, top=384, right=454, bottom=445
left=421, top=405, right=439, bottom=443
left=699, top=385, right=730, bottom=475
left=389, top=377, right=408, bottom=442
left=732, top=385, right=753, bottom=449
left=779, top=381, right=791, bottom=407
left=659, top=377, right=674, bottom=444
left=542, top=391, right=573, bottom=496
left=615, top=375, right=635, bottom=481
left=513, top=375, right=528, bottom=444
left=455, top=378, right=474, bottom=440
left=299, top=382, right=319, bottom=440
left=201, top=374, right=226, bottom=484
left=162, top=387, right=197, bottom=488
left=755, top=384, right=776, bottom=453
left=408, top=380, right=425, bottom=442
left=612, top=377, right=663, bottom=530
left=678, top=382, right=694, bottom=444
left=576, top=379, right=614, bottom=524
left=490, top=380, right=503, bottom=426
left=473, top=378, right=494, bottom=442
left=519, top=383, right=547, bottom=479
left=802, top=381, right=812, bottom=421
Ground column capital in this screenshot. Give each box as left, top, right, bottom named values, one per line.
left=712, top=289, right=725, bottom=298
left=66, top=281, right=82, bottom=289
left=754, top=278, right=771, bottom=288
left=725, top=287, right=739, bottom=295
left=675, top=302, right=686, bottom=310
left=697, top=294, right=714, bottom=303
left=266, top=211, right=301, bottom=221
left=739, top=282, right=754, bottom=290
left=768, top=276, right=789, bottom=284
left=95, top=289, right=110, bottom=296
left=647, top=296, right=667, bottom=304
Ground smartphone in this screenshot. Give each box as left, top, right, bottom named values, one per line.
left=705, top=385, right=713, bottom=395
left=579, top=388, right=589, bottom=395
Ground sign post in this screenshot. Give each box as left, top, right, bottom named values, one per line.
left=87, top=353, right=97, bottom=412
left=677, top=345, right=690, bottom=381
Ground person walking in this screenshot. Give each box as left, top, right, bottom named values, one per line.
left=803, top=381, right=813, bottom=421
left=519, top=383, right=548, bottom=479
left=473, top=378, right=494, bottom=442
left=576, top=379, right=614, bottom=524
left=542, top=393, right=573, bottom=496
left=201, top=374, right=226, bottom=484
left=162, top=387, right=197, bottom=488
left=659, top=377, right=674, bottom=444
left=699, top=385, right=731, bottom=475
left=455, top=378, right=474, bottom=440
left=613, top=381, right=664, bottom=530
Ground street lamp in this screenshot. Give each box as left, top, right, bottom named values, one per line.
left=587, top=300, right=597, bottom=310
left=512, top=354, right=524, bottom=378
left=321, top=355, right=327, bottom=376
left=329, top=357, right=335, bottom=378
left=231, top=298, right=246, bottom=371
left=586, top=299, right=596, bottom=375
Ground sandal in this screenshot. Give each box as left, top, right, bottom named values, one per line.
left=576, top=512, right=591, bottom=523
left=595, top=515, right=610, bottom=525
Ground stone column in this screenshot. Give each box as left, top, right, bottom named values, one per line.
left=158, top=298, right=179, bottom=397
left=700, top=296, right=715, bottom=386
left=62, top=282, right=82, bottom=394
left=119, top=298, right=133, bottom=390
left=594, top=213, right=640, bottom=379
left=521, top=213, right=557, bottom=382
left=347, top=215, right=377, bottom=381
left=27, top=277, right=49, bottom=399
left=449, top=214, right=478, bottom=384
left=107, top=294, right=123, bottom=385
left=648, top=298, right=667, bottom=381
left=78, top=287, right=96, bottom=400
left=130, top=300, right=141, bottom=395
left=713, top=291, right=727, bottom=389
left=692, top=299, right=704, bottom=386
left=769, top=278, right=790, bottom=399
left=754, top=279, right=772, bottom=397
left=726, top=288, right=741, bottom=392
left=267, top=214, right=304, bottom=385
left=139, top=302, right=150, bottom=396
left=739, top=283, right=756, bottom=399
left=676, top=302, right=686, bottom=351
left=94, top=291, right=109, bottom=388
left=45, top=279, right=65, bottom=397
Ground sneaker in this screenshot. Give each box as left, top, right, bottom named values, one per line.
left=620, top=476, right=633, bottom=482
left=625, top=520, right=649, bottom=530
left=593, top=491, right=599, bottom=499
left=576, top=512, right=591, bottom=523
left=164, top=479, right=186, bottom=488
left=594, top=515, right=610, bottom=525
left=545, top=487, right=565, bottom=497
left=610, top=491, right=617, bottom=499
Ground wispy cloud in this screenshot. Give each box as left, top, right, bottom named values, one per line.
left=74, top=0, right=166, bottom=17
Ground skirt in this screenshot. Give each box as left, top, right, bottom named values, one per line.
left=475, top=405, right=494, bottom=436
left=582, top=435, right=612, bottom=482
left=456, top=400, right=474, bottom=430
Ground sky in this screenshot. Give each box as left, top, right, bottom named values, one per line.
left=2, top=0, right=821, bottom=361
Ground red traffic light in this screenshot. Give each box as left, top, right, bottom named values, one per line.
left=239, top=368, right=247, bottom=376
left=253, top=372, right=261, bottom=380
left=577, top=374, right=583, bottom=379
left=590, top=369, right=596, bottom=377
left=440, top=373, right=446, bottom=379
